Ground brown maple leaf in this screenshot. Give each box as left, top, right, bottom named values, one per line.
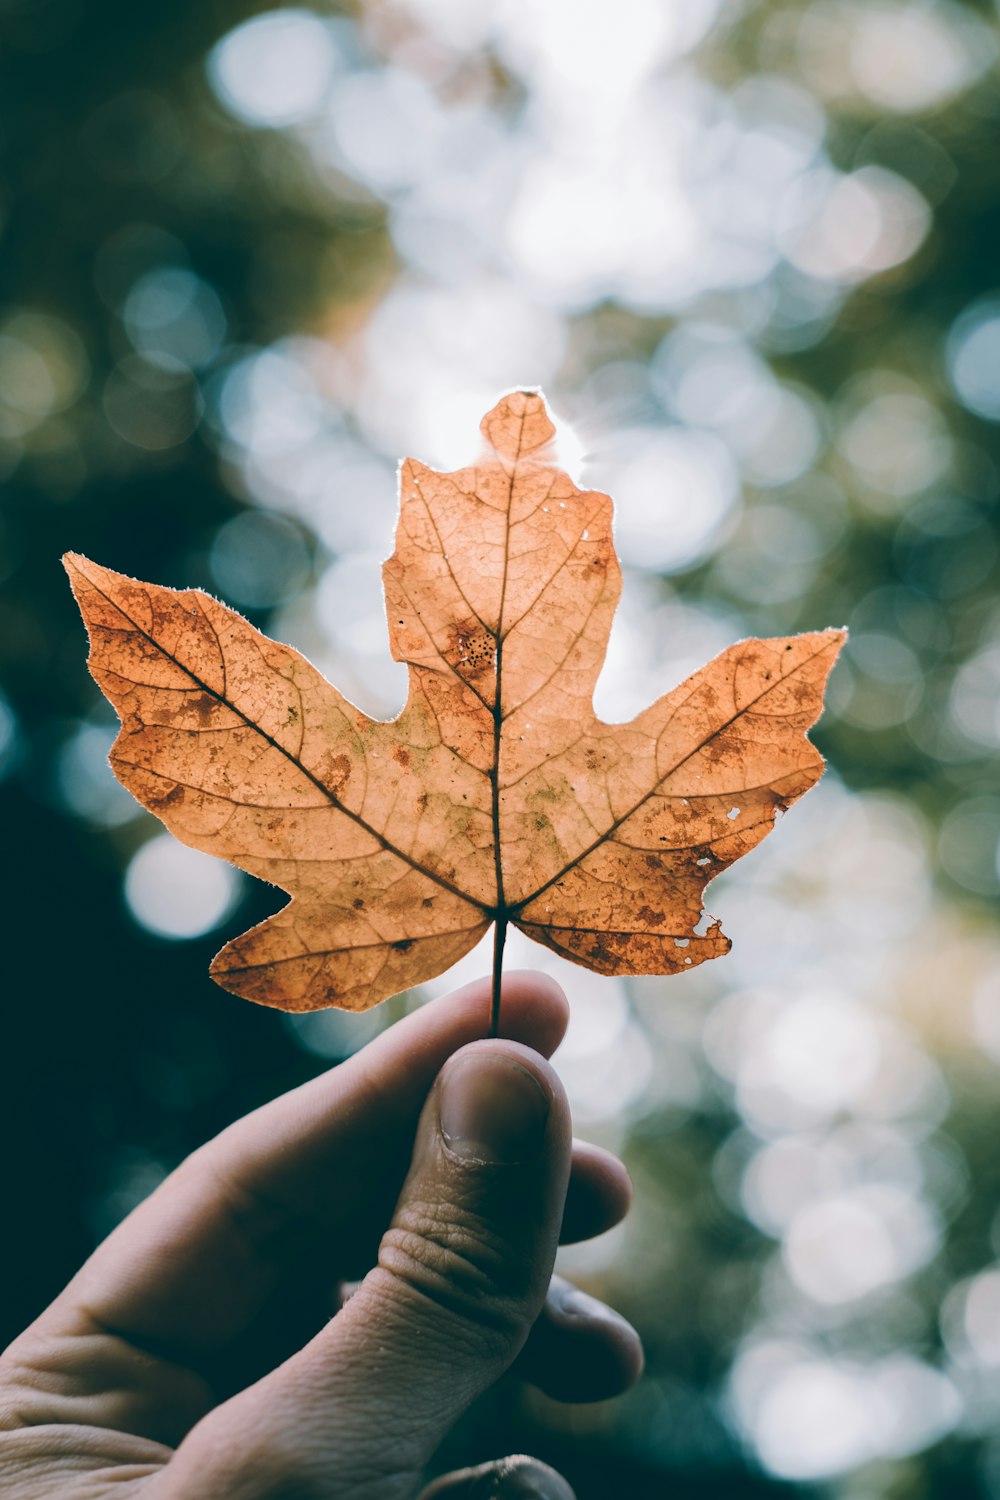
left=65, top=391, right=845, bottom=1022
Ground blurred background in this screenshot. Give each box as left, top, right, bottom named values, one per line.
left=2, top=0, right=1000, bottom=1493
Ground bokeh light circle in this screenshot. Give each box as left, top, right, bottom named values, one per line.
left=947, top=296, right=1000, bottom=422
left=125, top=834, right=241, bottom=939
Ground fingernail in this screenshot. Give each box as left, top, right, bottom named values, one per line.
left=558, top=1282, right=627, bottom=1327
left=494, top=1458, right=577, bottom=1499
left=439, top=1050, right=550, bottom=1165
left=422, top=1457, right=576, bottom=1499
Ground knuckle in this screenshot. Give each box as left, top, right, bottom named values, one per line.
left=378, top=1196, right=535, bottom=1346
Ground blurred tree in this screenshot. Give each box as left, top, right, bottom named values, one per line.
left=0, top=0, right=390, bottom=1362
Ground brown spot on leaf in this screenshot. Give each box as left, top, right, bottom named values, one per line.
left=587, top=938, right=614, bottom=966
left=192, top=692, right=215, bottom=726
left=154, top=783, right=186, bottom=810
left=443, top=617, right=495, bottom=677
left=317, top=752, right=351, bottom=797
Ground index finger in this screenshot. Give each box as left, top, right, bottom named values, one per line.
left=55, top=972, right=570, bottom=1356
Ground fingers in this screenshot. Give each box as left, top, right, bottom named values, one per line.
left=158, top=1041, right=573, bottom=1500
left=514, top=1274, right=643, bottom=1402
left=335, top=1138, right=631, bottom=1307
left=11, top=971, right=637, bottom=1460
left=56, top=972, right=571, bottom=1357
left=560, top=1141, right=631, bottom=1244
left=338, top=1269, right=643, bottom=1405
left=419, top=1456, right=576, bottom=1499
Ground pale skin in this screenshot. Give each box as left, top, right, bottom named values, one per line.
left=0, top=973, right=643, bottom=1499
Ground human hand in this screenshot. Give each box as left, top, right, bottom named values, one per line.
left=0, top=973, right=641, bottom=1499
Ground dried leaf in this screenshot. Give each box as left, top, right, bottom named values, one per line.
left=65, top=391, right=845, bottom=1014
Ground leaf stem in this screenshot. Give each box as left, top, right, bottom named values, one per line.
left=487, top=409, right=519, bottom=1041
left=490, top=916, right=507, bottom=1038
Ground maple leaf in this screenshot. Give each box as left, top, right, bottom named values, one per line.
left=65, top=391, right=845, bottom=1022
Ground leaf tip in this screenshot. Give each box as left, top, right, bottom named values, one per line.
left=481, top=388, right=557, bottom=463
left=63, top=552, right=97, bottom=610
left=63, top=551, right=111, bottom=593
left=824, top=625, right=850, bottom=668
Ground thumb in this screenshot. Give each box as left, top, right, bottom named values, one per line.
left=163, top=1041, right=571, bottom=1500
